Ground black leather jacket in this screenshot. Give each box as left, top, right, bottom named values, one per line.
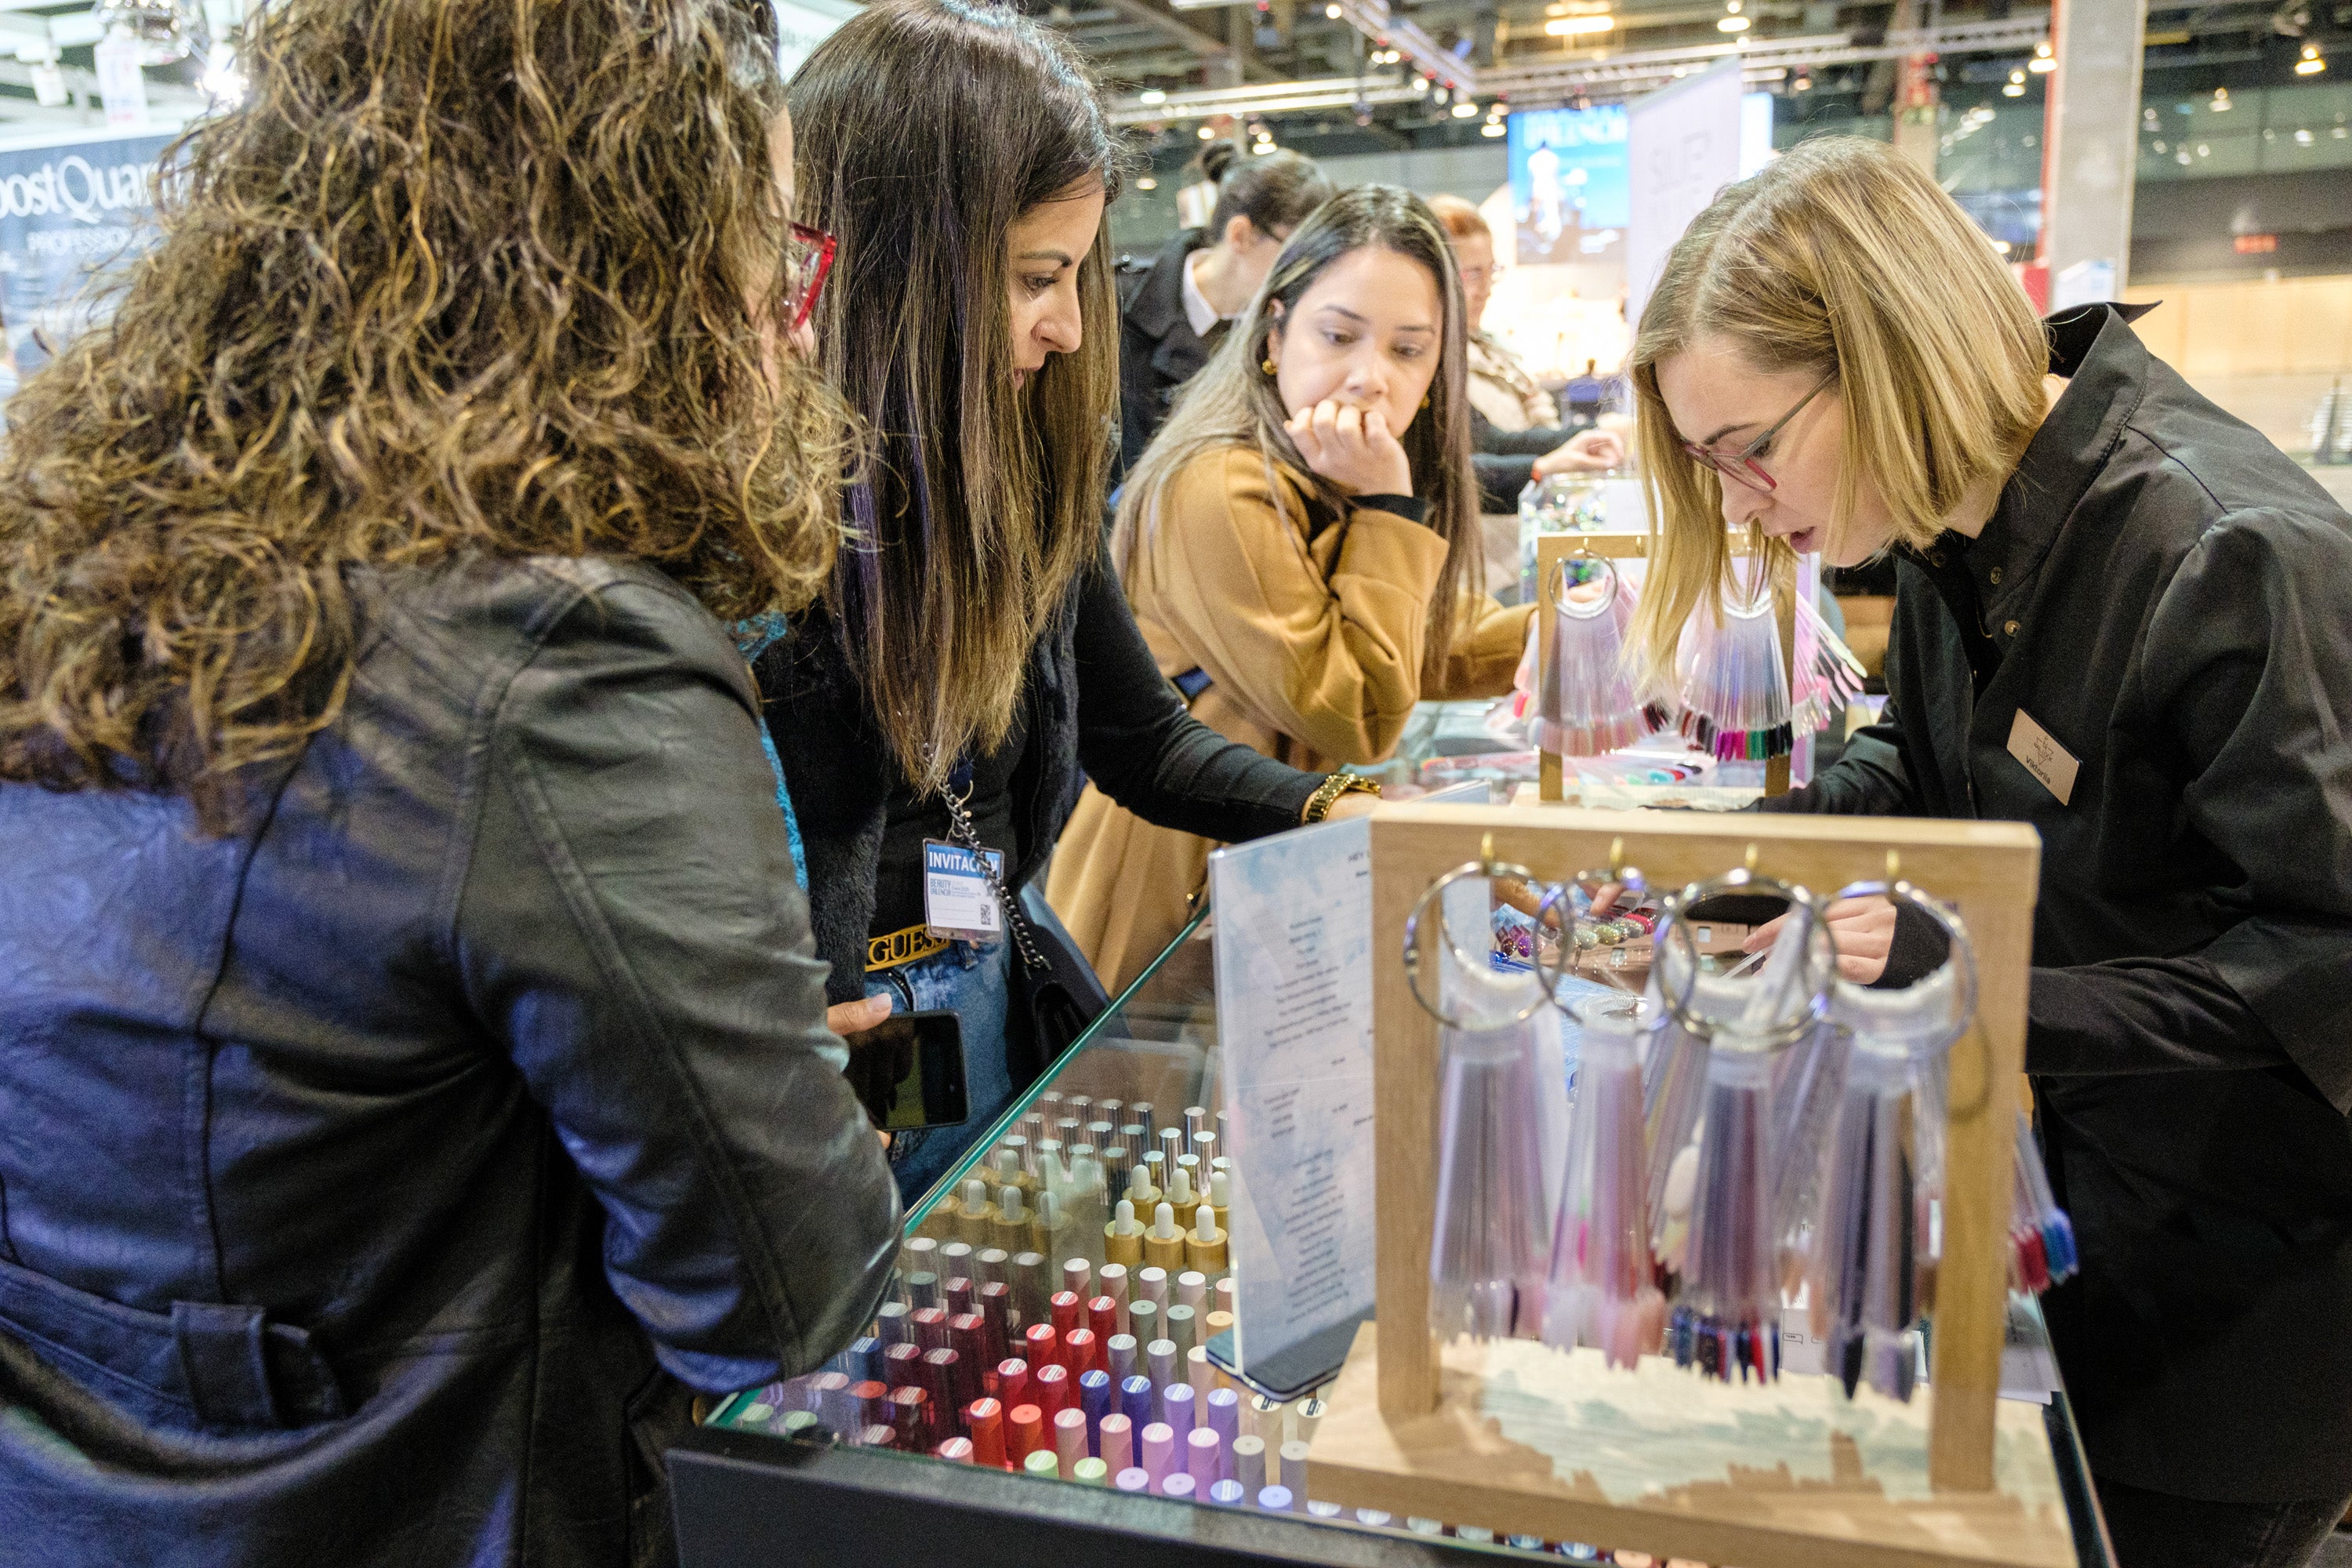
left=0, top=555, right=900, bottom=1567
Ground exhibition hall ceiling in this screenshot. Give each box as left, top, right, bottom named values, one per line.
left=1029, top=0, right=2342, bottom=128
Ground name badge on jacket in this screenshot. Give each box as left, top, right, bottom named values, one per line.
left=2006, top=710, right=2080, bottom=806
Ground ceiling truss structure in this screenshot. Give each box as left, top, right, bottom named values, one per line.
left=1109, top=75, right=1431, bottom=122
left=1106, top=10, right=2056, bottom=118
left=1483, top=12, right=2054, bottom=103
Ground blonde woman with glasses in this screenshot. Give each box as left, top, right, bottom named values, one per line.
left=1635, top=136, right=2352, bottom=1568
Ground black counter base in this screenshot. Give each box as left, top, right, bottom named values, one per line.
left=671, top=1425, right=1466, bottom=1568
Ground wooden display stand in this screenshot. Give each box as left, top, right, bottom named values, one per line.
left=1304, top=802, right=2067, bottom=1568
left=1533, top=531, right=1797, bottom=803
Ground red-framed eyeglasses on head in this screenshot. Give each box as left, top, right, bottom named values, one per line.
left=785, top=221, right=837, bottom=331
left=1677, top=374, right=1835, bottom=494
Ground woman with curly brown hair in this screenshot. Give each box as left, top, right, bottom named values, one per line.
left=0, top=2, right=898, bottom=1564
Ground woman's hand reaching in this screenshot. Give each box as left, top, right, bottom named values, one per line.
left=1744, top=897, right=1896, bottom=985
left=1533, top=426, right=1626, bottom=477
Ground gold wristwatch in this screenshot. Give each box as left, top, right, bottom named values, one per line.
left=1301, top=772, right=1381, bottom=823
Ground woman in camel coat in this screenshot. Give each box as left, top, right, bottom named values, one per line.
left=1050, top=186, right=1530, bottom=988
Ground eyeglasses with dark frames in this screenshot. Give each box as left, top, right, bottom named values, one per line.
left=1678, top=375, right=1835, bottom=493
left=784, top=222, right=837, bottom=331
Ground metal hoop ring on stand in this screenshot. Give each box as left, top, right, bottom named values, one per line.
left=1651, top=869, right=1835, bottom=1051
left=1404, top=857, right=1560, bottom=1029
left=1828, top=879, right=1980, bottom=1061
left=1532, top=863, right=1656, bottom=1006
left=1549, top=551, right=1622, bottom=622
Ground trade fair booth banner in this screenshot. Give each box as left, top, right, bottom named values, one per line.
left=1508, top=101, right=1631, bottom=270
left=1493, top=82, right=1775, bottom=382
left=0, top=129, right=178, bottom=384
left=1623, top=57, right=1745, bottom=327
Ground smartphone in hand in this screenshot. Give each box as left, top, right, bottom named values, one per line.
left=842, top=1009, right=970, bottom=1132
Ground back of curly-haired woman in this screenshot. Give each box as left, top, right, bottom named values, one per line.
left=0, top=3, right=900, bottom=1565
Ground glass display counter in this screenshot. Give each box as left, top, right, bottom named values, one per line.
left=685, top=908, right=2116, bottom=1568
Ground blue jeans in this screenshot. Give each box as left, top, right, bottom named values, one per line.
left=866, top=938, right=1015, bottom=1205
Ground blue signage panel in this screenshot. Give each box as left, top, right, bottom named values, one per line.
left=0, top=129, right=178, bottom=379
left=1506, top=103, right=1629, bottom=264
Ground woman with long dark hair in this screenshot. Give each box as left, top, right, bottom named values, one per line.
left=767, top=0, right=1373, bottom=1200
left=1050, top=187, right=1530, bottom=989
left=0, top=3, right=898, bottom=1563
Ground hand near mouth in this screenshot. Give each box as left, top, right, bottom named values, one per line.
left=1286, top=397, right=1411, bottom=497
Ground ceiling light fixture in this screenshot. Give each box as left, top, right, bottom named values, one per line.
left=2028, top=40, right=2055, bottom=71
left=1718, top=15, right=1751, bottom=31
left=1545, top=15, right=1615, bottom=34
left=201, top=45, right=244, bottom=104
left=94, top=1, right=204, bottom=66
left=2296, top=42, right=2325, bottom=74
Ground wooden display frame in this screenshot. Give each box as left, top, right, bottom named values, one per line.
left=1533, top=531, right=1796, bottom=803
left=1305, top=802, right=2062, bottom=1568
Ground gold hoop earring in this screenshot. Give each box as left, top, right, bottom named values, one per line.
left=1420, top=393, right=1431, bottom=410
left=1261, top=356, right=1278, bottom=376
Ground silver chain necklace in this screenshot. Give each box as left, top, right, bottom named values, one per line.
left=939, top=775, right=1050, bottom=975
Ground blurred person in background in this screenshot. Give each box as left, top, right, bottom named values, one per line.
left=0, top=2, right=901, bottom=1565
left=1562, top=356, right=1619, bottom=421
left=1116, top=142, right=1336, bottom=478
left=1053, top=187, right=1528, bottom=989
left=1428, top=193, right=1623, bottom=591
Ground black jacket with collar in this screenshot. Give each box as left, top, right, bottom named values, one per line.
left=0, top=555, right=902, bottom=1567
left=752, top=550, right=1320, bottom=1012
left=1116, top=228, right=1218, bottom=481
left=1768, top=304, right=2352, bottom=1501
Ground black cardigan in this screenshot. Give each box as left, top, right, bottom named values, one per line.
left=753, top=550, right=1323, bottom=1006
left=1470, top=406, right=1594, bottom=514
